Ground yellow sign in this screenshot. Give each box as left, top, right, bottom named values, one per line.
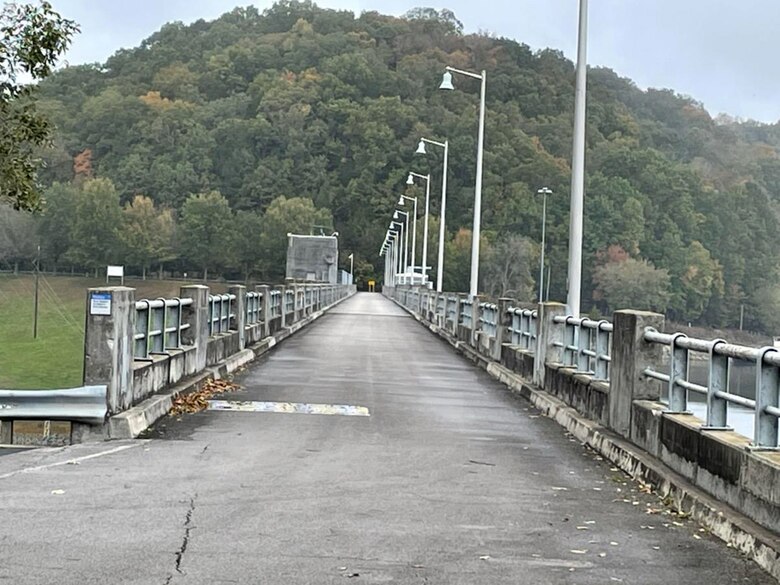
left=368, top=279, right=376, bottom=292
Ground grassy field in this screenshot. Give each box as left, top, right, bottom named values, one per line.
left=0, top=275, right=228, bottom=389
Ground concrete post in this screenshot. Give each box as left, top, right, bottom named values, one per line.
left=278, top=285, right=287, bottom=328
left=470, top=295, right=482, bottom=347
left=495, top=298, right=515, bottom=361
left=609, top=310, right=665, bottom=438
left=451, top=294, right=462, bottom=335
left=533, top=302, right=567, bottom=388
left=228, top=285, right=246, bottom=350
left=180, top=285, right=210, bottom=374
left=257, top=285, right=271, bottom=338
left=83, top=286, right=135, bottom=414
left=0, top=420, right=11, bottom=444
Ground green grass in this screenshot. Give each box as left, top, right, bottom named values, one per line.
left=0, top=275, right=229, bottom=389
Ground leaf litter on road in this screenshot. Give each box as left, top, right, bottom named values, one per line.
left=169, top=378, right=241, bottom=416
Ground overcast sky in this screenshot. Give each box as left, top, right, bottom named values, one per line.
left=52, top=0, right=780, bottom=123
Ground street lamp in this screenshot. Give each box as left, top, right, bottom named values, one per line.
left=405, top=172, right=430, bottom=281
left=567, top=0, right=588, bottom=317
left=440, top=65, right=487, bottom=299
left=415, top=137, right=449, bottom=292
left=537, top=188, right=553, bottom=303
left=398, top=193, right=418, bottom=276
left=348, top=253, right=354, bottom=285
left=389, top=222, right=404, bottom=282
left=392, top=211, right=410, bottom=275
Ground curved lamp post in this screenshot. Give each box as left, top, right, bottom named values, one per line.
left=392, top=211, right=410, bottom=276
left=398, top=192, right=419, bottom=276
left=440, top=66, right=486, bottom=299
left=416, top=137, right=449, bottom=292
left=537, top=188, right=553, bottom=303
left=405, top=172, right=429, bottom=280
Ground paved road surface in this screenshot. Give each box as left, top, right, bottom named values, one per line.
left=0, top=293, right=770, bottom=584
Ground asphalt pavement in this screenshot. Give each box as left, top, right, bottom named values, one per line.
left=0, top=293, right=771, bottom=584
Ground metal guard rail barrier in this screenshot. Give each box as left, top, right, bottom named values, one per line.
left=269, top=290, right=282, bottom=318
left=509, top=307, right=537, bottom=351
left=553, top=315, right=612, bottom=381
left=642, top=329, right=780, bottom=448
left=479, top=302, right=498, bottom=338
left=445, top=295, right=458, bottom=323
left=134, top=297, right=193, bottom=359
left=284, top=290, right=295, bottom=315
left=246, top=291, right=263, bottom=325
left=208, top=293, right=236, bottom=336
left=0, top=386, right=108, bottom=425
left=460, top=298, right=474, bottom=329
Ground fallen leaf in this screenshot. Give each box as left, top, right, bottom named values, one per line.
left=570, top=550, right=588, bottom=555
left=479, top=555, right=491, bottom=560
left=50, top=489, right=65, bottom=495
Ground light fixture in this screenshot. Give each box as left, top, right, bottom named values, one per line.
left=398, top=197, right=404, bottom=206
left=416, top=140, right=426, bottom=155
left=393, top=211, right=400, bottom=219
left=439, top=71, right=454, bottom=91
left=406, top=174, right=414, bottom=185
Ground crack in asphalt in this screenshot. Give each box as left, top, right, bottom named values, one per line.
left=174, top=495, right=197, bottom=576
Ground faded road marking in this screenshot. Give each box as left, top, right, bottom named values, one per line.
left=207, top=400, right=370, bottom=417
left=0, top=442, right=146, bottom=480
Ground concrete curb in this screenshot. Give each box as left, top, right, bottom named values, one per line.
left=107, top=292, right=356, bottom=440
left=390, top=296, right=780, bottom=581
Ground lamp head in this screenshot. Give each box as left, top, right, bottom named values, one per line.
left=393, top=211, right=399, bottom=219
left=398, top=197, right=404, bottom=206
left=415, top=140, right=427, bottom=155
left=439, top=71, right=454, bottom=91
left=406, top=174, right=414, bottom=185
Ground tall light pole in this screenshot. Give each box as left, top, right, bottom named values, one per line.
left=416, top=137, right=449, bottom=293
left=390, top=221, right=404, bottom=282
left=537, top=188, right=552, bottom=303
left=405, top=172, right=429, bottom=279
left=566, top=0, right=588, bottom=317
left=348, top=253, right=354, bottom=285
left=393, top=211, right=410, bottom=276
left=398, top=192, right=419, bottom=276
left=440, top=66, right=486, bottom=299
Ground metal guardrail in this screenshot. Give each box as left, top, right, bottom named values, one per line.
left=134, top=297, right=193, bottom=359
left=0, top=386, right=108, bottom=425
left=509, top=307, right=537, bottom=352
left=208, top=293, right=235, bottom=335
left=553, top=316, right=612, bottom=380
left=642, top=329, right=780, bottom=448
left=460, top=298, right=474, bottom=329
left=246, top=291, right=263, bottom=325
left=284, top=290, right=295, bottom=315
left=445, top=295, right=458, bottom=323
left=479, top=302, right=498, bottom=338
left=270, top=290, right=282, bottom=318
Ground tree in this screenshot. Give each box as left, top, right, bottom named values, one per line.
left=118, top=195, right=176, bottom=279
left=65, top=178, right=122, bottom=273
left=0, top=204, right=38, bottom=272
left=231, top=210, right=264, bottom=280
left=481, top=234, right=536, bottom=300
left=178, top=191, right=233, bottom=280
left=593, top=257, right=672, bottom=314
left=0, top=2, right=78, bottom=210
left=38, top=181, right=78, bottom=271
left=258, top=196, right=332, bottom=281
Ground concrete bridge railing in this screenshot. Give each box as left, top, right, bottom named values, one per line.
left=385, top=284, right=780, bottom=560
left=74, top=282, right=355, bottom=437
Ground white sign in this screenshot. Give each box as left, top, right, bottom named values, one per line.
left=90, top=292, right=112, bottom=316
left=106, top=266, right=124, bottom=278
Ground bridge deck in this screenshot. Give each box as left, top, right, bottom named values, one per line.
left=0, top=293, right=771, bottom=584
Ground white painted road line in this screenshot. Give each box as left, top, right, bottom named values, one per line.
left=207, top=400, right=370, bottom=417
left=0, top=442, right=147, bottom=480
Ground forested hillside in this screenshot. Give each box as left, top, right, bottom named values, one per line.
left=19, top=1, right=780, bottom=329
